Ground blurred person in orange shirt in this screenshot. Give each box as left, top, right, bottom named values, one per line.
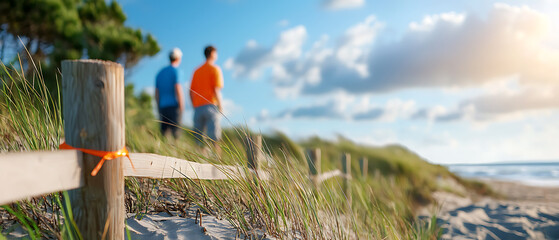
left=189, top=45, right=223, bottom=154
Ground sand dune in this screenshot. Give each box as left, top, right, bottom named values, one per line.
left=432, top=181, right=559, bottom=240
left=438, top=198, right=559, bottom=239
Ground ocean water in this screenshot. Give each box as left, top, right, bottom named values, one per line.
left=446, top=162, right=559, bottom=187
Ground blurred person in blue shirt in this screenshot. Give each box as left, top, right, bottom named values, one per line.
left=155, top=48, right=185, bottom=138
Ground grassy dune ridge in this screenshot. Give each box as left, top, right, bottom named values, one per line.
left=1, top=65, right=490, bottom=239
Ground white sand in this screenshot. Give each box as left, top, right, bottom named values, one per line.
left=126, top=212, right=236, bottom=240
left=2, top=211, right=272, bottom=239
left=427, top=180, right=559, bottom=240
left=126, top=211, right=275, bottom=240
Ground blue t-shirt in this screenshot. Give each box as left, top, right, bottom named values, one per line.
left=155, top=66, right=182, bottom=108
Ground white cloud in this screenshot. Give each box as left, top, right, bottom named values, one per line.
left=227, top=4, right=559, bottom=125
left=409, top=12, right=466, bottom=32
left=305, top=3, right=559, bottom=94
left=270, top=16, right=383, bottom=98
left=462, top=86, right=559, bottom=119
left=257, top=96, right=418, bottom=123
left=270, top=92, right=355, bottom=120
left=379, top=99, right=417, bottom=122
left=272, top=26, right=307, bottom=59
left=230, top=4, right=558, bottom=99
left=259, top=84, right=559, bottom=124
left=412, top=85, right=559, bottom=123
left=335, top=16, right=383, bottom=77
left=353, top=98, right=417, bottom=122
left=225, top=25, right=307, bottom=79
left=227, top=16, right=383, bottom=99
left=322, top=0, right=365, bottom=10
left=277, top=101, right=347, bottom=120
left=232, top=4, right=559, bottom=118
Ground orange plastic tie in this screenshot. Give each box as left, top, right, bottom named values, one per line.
left=59, top=142, right=135, bottom=176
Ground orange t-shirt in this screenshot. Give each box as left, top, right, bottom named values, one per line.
left=190, top=63, right=223, bottom=108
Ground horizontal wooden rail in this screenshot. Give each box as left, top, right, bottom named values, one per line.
left=0, top=150, right=271, bottom=206
left=0, top=150, right=83, bottom=205
left=317, top=170, right=349, bottom=183
left=124, top=153, right=269, bottom=180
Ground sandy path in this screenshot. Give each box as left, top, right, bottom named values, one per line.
left=126, top=211, right=275, bottom=240
left=126, top=212, right=239, bottom=240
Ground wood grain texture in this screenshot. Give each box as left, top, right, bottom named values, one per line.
left=0, top=150, right=83, bottom=205
left=62, top=60, right=125, bottom=240
left=124, top=153, right=269, bottom=180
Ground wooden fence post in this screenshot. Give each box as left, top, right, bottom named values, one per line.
left=341, top=153, right=351, bottom=201
left=62, top=60, right=125, bottom=240
left=306, top=148, right=321, bottom=187
left=246, top=134, right=262, bottom=171
left=359, top=157, right=368, bottom=179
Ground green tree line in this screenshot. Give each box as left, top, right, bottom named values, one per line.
left=0, top=0, right=160, bottom=89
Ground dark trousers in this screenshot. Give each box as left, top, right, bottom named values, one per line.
left=159, top=106, right=180, bottom=138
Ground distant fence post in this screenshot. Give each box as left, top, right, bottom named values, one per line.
left=63, top=60, right=125, bottom=240
left=341, top=153, right=351, bottom=201
left=359, top=157, right=368, bottom=179
left=306, top=148, right=321, bottom=188
left=246, top=134, right=262, bottom=171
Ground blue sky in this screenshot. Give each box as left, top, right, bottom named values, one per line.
left=119, top=0, right=559, bottom=164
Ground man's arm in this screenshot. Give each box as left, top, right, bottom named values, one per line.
left=213, top=87, right=223, bottom=112
left=214, top=67, right=224, bottom=112
left=189, top=88, right=194, bottom=104
left=175, top=83, right=185, bottom=112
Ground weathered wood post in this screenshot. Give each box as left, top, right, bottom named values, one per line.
left=359, top=157, right=368, bottom=179
left=306, top=148, right=321, bottom=188
left=62, top=60, right=125, bottom=240
left=246, top=134, right=262, bottom=171
left=341, top=153, right=351, bottom=201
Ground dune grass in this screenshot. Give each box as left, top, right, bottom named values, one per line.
left=0, top=60, right=480, bottom=239
left=0, top=61, right=81, bottom=240
left=121, top=86, right=446, bottom=239
left=123, top=128, right=442, bottom=239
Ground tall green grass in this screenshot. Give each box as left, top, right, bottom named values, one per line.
left=1, top=59, right=451, bottom=239
left=0, top=60, right=62, bottom=151
left=1, top=60, right=81, bottom=239
left=125, top=130, right=432, bottom=238
left=123, top=104, right=443, bottom=238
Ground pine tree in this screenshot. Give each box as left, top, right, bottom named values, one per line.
left=0, top=0, right=160, bottom=79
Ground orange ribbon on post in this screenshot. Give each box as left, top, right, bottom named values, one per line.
left=59, top=142, right=135, bottom=176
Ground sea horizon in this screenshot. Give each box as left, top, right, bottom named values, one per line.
left=445, top=161, right=559, bottom=187
left=444, top=160, right=559, bottom=166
